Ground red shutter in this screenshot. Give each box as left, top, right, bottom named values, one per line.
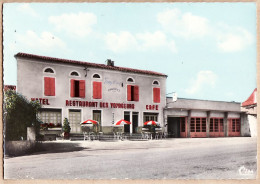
left=98, top=82, right=102, bottom=99
left=79, top=80, right=85, bottom=98
left=153, top=88, right=160, bottom=103
left=134, top=85, right=139, bottom=101
left=70, top=79, right=75, bottom=97
left=127, top=85, right=132, bottom=101
left=44, top=77, right=50, bottom=96
left=93, top=82, right=102, bottom=99
left=50, top=78, right=55, bottom=96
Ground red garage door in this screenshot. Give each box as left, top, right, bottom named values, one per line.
left=228, top=118, right=240, bottom=137
left=190, top=117, right=207, bottom=138
left=210, top=118, right=224, bottom=137
left=180, top=117, right=187, bottom=138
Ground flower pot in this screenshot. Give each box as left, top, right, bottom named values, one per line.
left=63, top=132, right=70, bottom=139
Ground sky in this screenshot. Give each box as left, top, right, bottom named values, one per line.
left=3, top=2, right=256, bottom=102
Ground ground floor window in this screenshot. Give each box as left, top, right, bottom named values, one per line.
left=38, top=109, right=62, bottom=127
left=190, top=117, right=206, bottom=132
left=143, top=112, right=158, bottom=123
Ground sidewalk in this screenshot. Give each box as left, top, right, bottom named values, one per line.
left=37, top=137, right=256, bottom=155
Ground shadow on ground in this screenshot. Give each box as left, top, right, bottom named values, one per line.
left=5, top=142, right=88, bottom=157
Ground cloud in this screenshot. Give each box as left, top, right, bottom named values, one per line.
left=216, top=25, right=254, bottom=52
left=49, top=12, right=97, bottom=37
left=15, top=30, right=67, bottom=52
left=185, top=71, right=217, bottom=94
left=157, top=8, right=254, bottom=52
left=105, top=31, right=138, bottom=53
left=105, top=31, right=177, bottom=53
left=17, top=4, right=38, bottom=17
left=136, top=31, right=177, bottom=52
left=157, top=8, right=210, bottom=39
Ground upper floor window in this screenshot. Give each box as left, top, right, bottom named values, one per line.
left=93, top=74, right=101, bottom=79
left=153, top=87, right=160, bottom=103
left=70, top=71, right=79, bottom=76
left=44, top=77, right=55, bottom=96
left=70, top=79, right=85, bottom=98
left=93, top=81, right=102, bottom=99
left=153, top=80, right=159, bottom=85
left=127, top=77, right=134, bottom=83
left=127, top=85, right=139, bottom=101
left=44, top=68, right=54, bottom=74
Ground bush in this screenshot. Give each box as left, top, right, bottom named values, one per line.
left=62, top=118, right=71, bottom=133
left=4, top=90, right=41, bottom=141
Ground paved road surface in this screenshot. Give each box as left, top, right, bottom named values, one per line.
left=4, top=137, right=257, bottom=179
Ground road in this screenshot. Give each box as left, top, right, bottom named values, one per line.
left=4, top=137, right=257, bottom=179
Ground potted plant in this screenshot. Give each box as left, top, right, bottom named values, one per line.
left=62, top=118, right=71, bottom=139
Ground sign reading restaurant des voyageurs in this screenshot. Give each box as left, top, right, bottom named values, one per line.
left=31, top=98, right=159, bottom=110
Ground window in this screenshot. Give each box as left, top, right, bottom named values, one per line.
left=143, top=113, right=158, bottom=123
left=44, top=77, right=55, bottom=96
left=127, top=85, right=139, bottom=101
left=93, top=81, right=102, bottom=99
left=127, top=77, right=134, bottom=83
left=153, top=88, right=160, bottom=103
left=191, top=117, right=206, bottom=132
left=70, top=71, right=79, bottom=76
left=70, top=79, right=85, bottom=98
left=153, top=80, right=159, bottom=85
left=44, top=68, right=54, bottom=73
left=38, top=109, right=61, bottom=127
left=93, top=74, right=101, bottom=79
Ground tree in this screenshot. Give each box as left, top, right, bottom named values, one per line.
left=62, top=118, right=71, bottom=133
left=4, top=90, right=41, bottom=141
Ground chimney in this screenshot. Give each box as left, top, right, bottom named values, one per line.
left=106, top=59, right=114, bottom=67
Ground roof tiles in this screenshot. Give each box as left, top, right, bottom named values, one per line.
left=242, top=88, right=257, bottom=107
left=15, top=52, right=167, bottom=77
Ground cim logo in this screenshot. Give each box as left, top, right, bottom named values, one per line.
left=238, top=166, right=254, bottom=175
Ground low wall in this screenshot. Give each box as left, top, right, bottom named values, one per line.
left=5, top=141, right=37, bottom=156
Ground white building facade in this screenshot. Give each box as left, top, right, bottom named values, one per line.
left=15, top=53, right=167, bottom=134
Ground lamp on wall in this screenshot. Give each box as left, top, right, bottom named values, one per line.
left=166, top=92, right=178, bottom=105
left=84, top=67, right=89, bottom=77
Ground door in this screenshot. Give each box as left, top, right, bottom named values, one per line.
left=228, top=118, right=240, bottom=137
left=190, top=117, right=207, bottom=138
left=124, top=111, right=130, bottom=133
left=132, top=112, right=139, bottom=133
left=210, top=118, right=224, bottom=137
left=93, top=110, right=101, bottom=132
left=167, top=117, right=180, bottom=138
left=180, top=117, right=187, bottom=138
left=69, top=109, right=81, bottom=133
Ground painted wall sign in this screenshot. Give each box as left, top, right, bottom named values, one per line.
left=108, top=88, right=120, bottom=92
left=31, top=98, right=50, bottom=105
left=65, top=100, right=135, bottom=109
left=146, top=105, right=159, bottom=110
left=104, top=77, right=121, bottom=86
